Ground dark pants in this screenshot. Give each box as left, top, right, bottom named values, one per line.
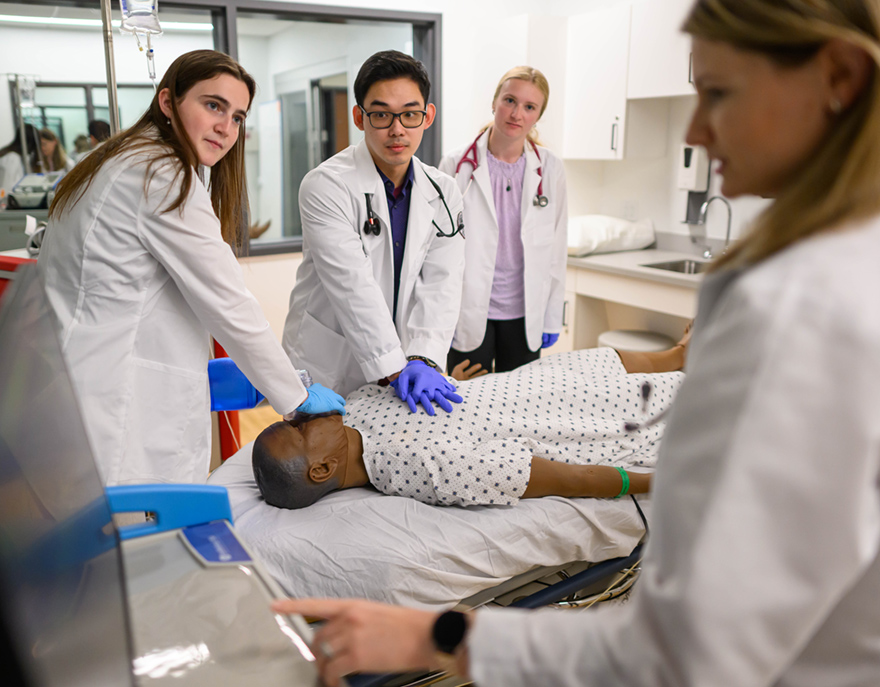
left=447, top=317, right=540, bottom=374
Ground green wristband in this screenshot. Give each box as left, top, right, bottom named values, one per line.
left=614, top=466, right=630, bottom=499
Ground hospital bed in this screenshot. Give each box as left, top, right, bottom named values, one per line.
left=208, top=442, right=650, bottom=612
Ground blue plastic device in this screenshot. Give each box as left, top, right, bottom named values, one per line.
left=105, top=484, right=233, bottom=541
left=208, top=357, right=265, bottom=412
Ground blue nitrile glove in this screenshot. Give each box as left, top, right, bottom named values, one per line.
left=390, top=360, right=463, bottom=416
left=208, top=358, right=265, bottom=411
left=296, top=382, right=346, bottom=416
left=541, top=332, right=560, bottom=349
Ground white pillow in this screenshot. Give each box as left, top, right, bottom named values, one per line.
left=567, top=215, right=655, bottom=257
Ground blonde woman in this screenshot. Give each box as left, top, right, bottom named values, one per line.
left=39, top=128, right=75, bottom=173
left=274, top=1, right=880, bottom=684
left=38, top=50, right=344, bottom=487
left=439, top=67, right=567, bottom=375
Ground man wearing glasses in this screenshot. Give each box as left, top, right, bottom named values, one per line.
left=283, top=50, right=466, bottom=415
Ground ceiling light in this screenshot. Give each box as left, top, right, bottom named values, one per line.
left=0, top=14, right=212, bottom=31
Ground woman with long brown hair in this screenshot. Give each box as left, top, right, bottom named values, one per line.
left=38, top=50, right=344, bottom=487
left=38, top=128, right=75, bottom=173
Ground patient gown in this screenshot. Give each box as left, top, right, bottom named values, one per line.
left=345, top=348, right=684, bottom=506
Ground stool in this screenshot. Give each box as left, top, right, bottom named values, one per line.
left=597, top=329, right=675, bottom=352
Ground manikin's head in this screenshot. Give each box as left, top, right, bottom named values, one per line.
left=252, top=415, right=365, bottom=510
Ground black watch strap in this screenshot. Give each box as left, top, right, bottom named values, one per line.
left=406, top=355, right=439, bottom=370
left=431, top=610, right=467, bottom=655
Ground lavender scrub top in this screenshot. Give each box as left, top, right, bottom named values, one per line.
left=486, top=150, right=527, bottom=320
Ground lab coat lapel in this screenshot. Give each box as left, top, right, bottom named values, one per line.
left=398, top=160, right=438, bottom=306
left=353, top=141, right=394, bottom=302
left=473, top=133, right=499, bottom=228
left=521, top=143, right=541, bottom=229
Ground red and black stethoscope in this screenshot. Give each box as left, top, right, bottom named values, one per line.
left=454, top=130, right=549, bottom=207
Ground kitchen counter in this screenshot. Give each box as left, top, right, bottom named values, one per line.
left=567, top=248, right=707, bottom=289
left=554, top=248, right=705, bottom=353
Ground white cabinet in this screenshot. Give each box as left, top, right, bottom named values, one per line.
left=562, top=4, right=631, bottom=160
left=627, top=0, right=695, bottom=99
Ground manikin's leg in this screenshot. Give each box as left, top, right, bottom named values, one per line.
left=522, top=457, right=650, bottom=499
left=615, top=323, right=692, bottom=374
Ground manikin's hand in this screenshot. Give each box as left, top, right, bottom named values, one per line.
left=391, top=360, right=463, bottom=415
left=294, top=383, right=346, bottom=416
left=450, top=359, right=489, bottom=381
left=541, top=332, right=560, bottom=349
left=271, top=598, right=441, bottom=687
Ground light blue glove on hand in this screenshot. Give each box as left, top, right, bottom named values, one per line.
left=390, top=360, right=463, bottom=416
left=296, top=382, right=346, bottom=416
left=541, top=332, right=560, bottom=349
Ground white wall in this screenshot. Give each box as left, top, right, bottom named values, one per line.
left=565, top=96, right=770, bottom=243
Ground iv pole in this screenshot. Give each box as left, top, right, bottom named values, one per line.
left=100, top=0, right=122, bottom=136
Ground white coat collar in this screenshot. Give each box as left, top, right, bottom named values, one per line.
left=352, top=139, right=439, bottom=202
left=469, top=129, right=543, bottom=226
left=351, top=139, right=441, bottom=281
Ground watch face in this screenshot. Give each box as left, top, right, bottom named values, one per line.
left=432, top=610, right=467, bottom=655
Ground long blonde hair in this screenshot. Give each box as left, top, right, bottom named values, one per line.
left=50, top=50, right=255, bottom=253
left=483, top=66, right=551, bottom=146
left=684, top=0, right=880, bottom=271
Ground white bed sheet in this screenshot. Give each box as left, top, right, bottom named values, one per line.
left=209, top=443, right=650, bottom=611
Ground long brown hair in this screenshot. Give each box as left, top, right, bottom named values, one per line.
left=39, top=128, right=69, bottom=172
left=684, top=0, right=880, bottom=271
left=50, top=50, right=255, bottom=253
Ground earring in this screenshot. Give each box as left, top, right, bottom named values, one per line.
left=829, top=98, right=843, bottom=115
left=166, top=118, right=171, bottom=125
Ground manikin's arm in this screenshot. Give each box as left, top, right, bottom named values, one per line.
left=522, top=457, right=650, bottom=499
left=616, top=323, right=692, bottom=374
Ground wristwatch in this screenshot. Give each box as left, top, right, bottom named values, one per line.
left=406, top=355, right=439, bottom=370
left=431, top=610, right=468, bottom=656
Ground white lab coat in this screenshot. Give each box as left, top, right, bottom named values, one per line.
left=0, top=151, right=24, bottom=193
left=38, top=142, right=307, bottom=486
left=469, top=216, right=880, bottom=686
left=283, top=140, right=465, bottom=398
left=439, top=134, right=567, bottom=352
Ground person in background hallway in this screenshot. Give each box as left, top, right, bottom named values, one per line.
left=0, top=123, right=41, bottom=193
left=39, top=129, right=75, bottom=173
left=88, top=119, right=111, bottom=147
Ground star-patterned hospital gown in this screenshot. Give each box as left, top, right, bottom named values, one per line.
left=344, top=348, right=685, bottom=507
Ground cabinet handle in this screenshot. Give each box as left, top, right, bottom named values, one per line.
left=688, top=52, right=694, bottom=85
left=562, top=300, right=569, bottom=327
left=610, top=122, right=618, bottom=152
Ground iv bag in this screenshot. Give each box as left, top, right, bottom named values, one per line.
left=120, top=0, right=162, bottom=35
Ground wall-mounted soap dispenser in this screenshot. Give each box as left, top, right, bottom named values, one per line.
left=678, top=144, right=709, bottom=191
left=679, top=144, right=712, bottom=225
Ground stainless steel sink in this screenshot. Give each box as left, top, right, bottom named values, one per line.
left=640, top=259, right=710, bottom=275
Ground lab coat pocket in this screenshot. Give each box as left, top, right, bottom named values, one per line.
left=127, top=358, right=208, bottom=483
left=296, top=311, right=351, bottom=390
left=531, top=217, right=557, bottom=245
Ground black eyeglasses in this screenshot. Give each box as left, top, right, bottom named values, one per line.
left=360, top=108, right=427, bottom=129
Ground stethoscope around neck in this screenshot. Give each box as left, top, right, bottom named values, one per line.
left=455, top=129, right=549, bottom=208
left=361, top=167, right=464, bottom=240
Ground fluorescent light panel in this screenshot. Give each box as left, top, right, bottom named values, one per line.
left=0, top=14, right=212, bottom=31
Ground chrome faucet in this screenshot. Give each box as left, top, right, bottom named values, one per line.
left=698, top=196, right=732, bottom=260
